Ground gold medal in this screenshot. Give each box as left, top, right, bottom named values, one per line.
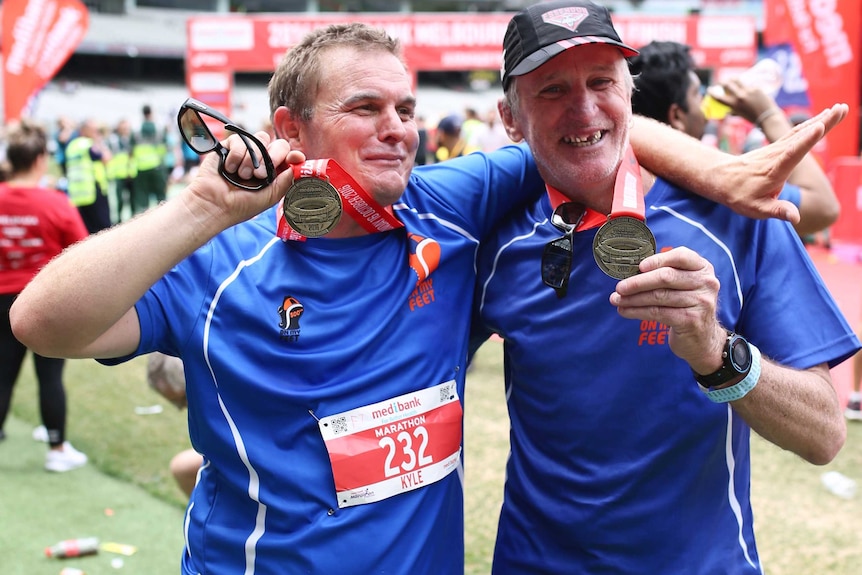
left=282, top=176, right=343, bottom=238
left=592, top=216, right=656, bottom=280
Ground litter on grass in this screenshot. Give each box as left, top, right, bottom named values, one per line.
left=821, top=471, right=857, bottom=499
left=101, top=542, right=138, bottom=556
left=133, top=405, right=164, bottom=415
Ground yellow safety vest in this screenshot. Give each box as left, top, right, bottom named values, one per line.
left=133, top=131, right=163, bottom=172
left=107, top=150, right=135, bottom=180
left=65, top=137, right=98, bottom=207
left=94, top=157, right=108, bottom=194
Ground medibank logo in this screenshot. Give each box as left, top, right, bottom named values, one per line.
left=371, top=397, right=422, bottom=420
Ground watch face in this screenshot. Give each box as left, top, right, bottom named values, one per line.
left=730, top=337, right=752, bottom=371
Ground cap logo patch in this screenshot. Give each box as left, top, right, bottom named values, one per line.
left=542, top=7, right=588, bottom=32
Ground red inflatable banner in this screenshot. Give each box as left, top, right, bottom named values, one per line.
left=764, top=0, right=861, bottom=163
left=1, top=0, right=89, bottom=122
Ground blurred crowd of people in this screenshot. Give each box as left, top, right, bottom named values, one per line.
left=417, top=105, right=514, bottom=165
left=0, top=104, right=203, bottom=227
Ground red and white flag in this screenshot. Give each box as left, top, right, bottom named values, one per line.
left=763, top=0, right=861, bottom=164
left=2, top=0, right=89, bottom=122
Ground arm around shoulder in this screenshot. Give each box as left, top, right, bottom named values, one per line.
left=631, top=105, right=848, bottom=225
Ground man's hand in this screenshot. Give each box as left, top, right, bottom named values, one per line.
left=183, top=131, right=306, bottom=231
left=609, top=247, right=727, bottom=374
left=631, top=103, right=847, bottom=226
left=709, top=80, right=776, bottom=126
left=714, top=103, right=848, bottom=224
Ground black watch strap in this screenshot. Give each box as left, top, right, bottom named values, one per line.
left=694, top=331, right=753, bottom=388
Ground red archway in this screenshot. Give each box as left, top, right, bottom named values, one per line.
left=185, top=12, right=757, bottom=121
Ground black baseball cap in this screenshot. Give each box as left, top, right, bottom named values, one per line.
left=502, top=0, right=638, bottom=89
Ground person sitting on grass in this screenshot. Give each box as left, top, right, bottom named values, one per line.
left=146, top=351, right=203, bottom=498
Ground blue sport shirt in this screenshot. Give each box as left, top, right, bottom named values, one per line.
left=474, top=177, right=860, bottom=574
left=107, top=144, right=544, bottom=574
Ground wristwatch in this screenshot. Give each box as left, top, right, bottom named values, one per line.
left=694, top=331, right=752, bottom=389
left=694, top=332, right=762, bottom=404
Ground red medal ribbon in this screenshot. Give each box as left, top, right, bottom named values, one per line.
left=545, top=143, right=644, bottom=232
left=609, top=143, right=645, bottom=221
left=546, top=185, right=606, bottom=231
left=277, top=159, right=403, bottom=241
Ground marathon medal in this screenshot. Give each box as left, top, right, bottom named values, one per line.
left=593, top=216, right=656, bottom=279
left=277, top=159, right=404, bottom=242
left=592, top=144, right=656, bottom=280
left=283, top=168, right=343, bottom=238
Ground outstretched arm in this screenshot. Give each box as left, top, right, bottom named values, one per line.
left=10, top=134, right=305, bottom=360
left=713, top=81, right=839, bottom=235
left=630, top=104, right=847, bottom=225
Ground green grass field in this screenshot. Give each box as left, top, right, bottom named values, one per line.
left=4, top=342, right=862, bottom=574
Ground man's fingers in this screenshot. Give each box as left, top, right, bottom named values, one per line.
left=613, top=251, right=713, bottom=300
left=800, top=104, right=848, bottom=137
left=635, top=246, right=706, bottom=274
left=821, top=103, right=848, bottom=134
left=760, top=198, right=801, bottom=225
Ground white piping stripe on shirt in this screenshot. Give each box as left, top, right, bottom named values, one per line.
left=202, top=235, right=281, bottom=575
left=652, top=204, right=757, bottom=570
left=478, top=217, right=547, bottom=317
left=649, top=205, right=744, bottom=308
left=392, top=203, right=480, bottom=241
left=393, top=202, right=482, bottom=274
left=184, top=501, right=193, bottom=559
left=182, top=459, right=209, bottom=559
left=724, top=404, right=759, bottom=570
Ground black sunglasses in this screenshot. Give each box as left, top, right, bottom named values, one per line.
left=541, top=203, right=586, bottom=298
left=177, top=98, right=275, bottom=191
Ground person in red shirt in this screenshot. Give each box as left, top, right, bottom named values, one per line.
left=0, top=120, right=90, bottom=472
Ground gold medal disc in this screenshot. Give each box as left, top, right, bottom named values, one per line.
left=283, top=177, right=343, bottom=238
left=592, top=216, right=656, bottom=279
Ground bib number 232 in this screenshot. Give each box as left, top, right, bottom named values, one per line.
left=318, top=381, right=462, bottom=508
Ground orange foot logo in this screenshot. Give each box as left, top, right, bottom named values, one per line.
left=278, top=296, right=304, bottom=330
left=408, top=233, right=440, bottom=285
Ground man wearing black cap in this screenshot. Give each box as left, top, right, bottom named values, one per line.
left=472, top=1, right=858, bottom=572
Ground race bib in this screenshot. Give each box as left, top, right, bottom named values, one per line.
left=318, top=381, right=462, bottom=508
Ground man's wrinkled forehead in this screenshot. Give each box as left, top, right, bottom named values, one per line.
left=314, top=46, right=414, bottom=99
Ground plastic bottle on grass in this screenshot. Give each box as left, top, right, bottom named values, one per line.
left=45, top=537, right=99, bottom=558
left=821, top=471, right=857, bottom=499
